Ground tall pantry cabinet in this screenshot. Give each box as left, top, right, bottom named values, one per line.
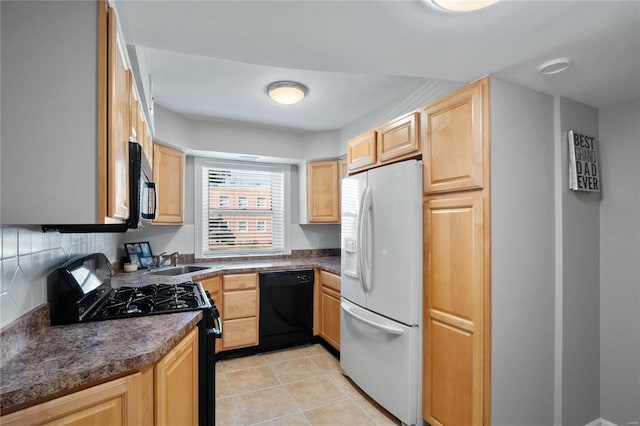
left=422, top=77, right=491, bottom=426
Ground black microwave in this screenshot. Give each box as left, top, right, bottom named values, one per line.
left=127, top=141, right=156, bottom=229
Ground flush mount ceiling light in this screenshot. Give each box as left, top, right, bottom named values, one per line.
left=537, top=57, right=572, bottom=75
left=267, top=81, right=308, bottom=105
left=427, top=0, right=501, bottom=12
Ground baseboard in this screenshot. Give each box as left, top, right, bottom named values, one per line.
left=585, top=418, right=619, bottom=426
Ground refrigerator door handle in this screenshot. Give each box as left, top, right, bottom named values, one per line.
left=358, top=187, right=373, bottom=293
left=341, top=301, right=404, bottom=335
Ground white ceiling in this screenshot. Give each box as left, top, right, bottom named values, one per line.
left=115, top=0, right=640, bottom=132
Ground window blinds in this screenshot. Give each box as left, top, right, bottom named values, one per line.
left=201, top=162, right=285, bottom=256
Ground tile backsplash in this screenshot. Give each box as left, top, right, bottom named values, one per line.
left=0, top=226, right=119, bottom=328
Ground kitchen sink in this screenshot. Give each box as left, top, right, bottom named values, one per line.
left=147, top=265, right=221, bottom=276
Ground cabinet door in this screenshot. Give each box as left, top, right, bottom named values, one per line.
left=129, top=71, right=140, bottom=143
left=155, top=327, right=199, bottom=426
left=223, top=290, right=257, bottom=320
left=339, top=157, right=348, bottom=181
left=319, top=271, right=340, bottom=350
left=0, top=374, right=142, bottom=426
left=421, top=78, right=489, bottom=194
left=319, top=270, right=340, bottom=292
left=222, top=317, right=258, bottom=350
left=377, top=112, right=420, bottom=164
left=320, top=286, right=341, bottom=351
left=106, top=6, right=129, bottom=220
left=140, top=108, right=152, bottom=164
left=307, top=160, right=340, bottom=223
left=153, top=143, right=185, bottom=223
left=423, top=194, right=487, bottom=426
left=347, top=130, right=377, bottom=174
left=223, top=273, right=257, bottom=291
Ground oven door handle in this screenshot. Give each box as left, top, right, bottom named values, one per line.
left=211, top=316, right=222, bottom=339
left=206, top=312, right=222, bottom=339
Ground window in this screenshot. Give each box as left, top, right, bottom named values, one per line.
left=198, top=160, right=286, bottom=257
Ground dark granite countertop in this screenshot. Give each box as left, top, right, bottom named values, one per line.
left=0, top=255, right=341, bottom=414
left=0, top=311, right=201, bottom=414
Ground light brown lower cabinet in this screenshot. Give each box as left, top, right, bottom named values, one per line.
left=221, top=273, right=259, bottom=350
left=0, top=373, right=143, bottom=426
left=319, top=270, right=341, bottom=350
left=1, top=328, right=199, bottom=426
left=155, top=327, right=199, bottom=426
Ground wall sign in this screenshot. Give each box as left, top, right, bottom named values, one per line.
left=568, top=130, right=600, bottom=192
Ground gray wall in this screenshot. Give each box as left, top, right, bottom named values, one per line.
left=599, top=98, right=640, bottom=425
left=1, top=1, right=100, bottom=224
left=557, top=97, right=601, bottom=426
left=490, top=78, right=556, bottom=426
left=130, top=109, right=343, bottom=256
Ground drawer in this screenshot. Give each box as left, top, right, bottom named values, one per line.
left=223, top=273, right=257, bottom=291
left=320, top=270, right=341, bottom=292
left=223, top=290, right=257, bottom=319
left=222, top=317, right=258, bottom=350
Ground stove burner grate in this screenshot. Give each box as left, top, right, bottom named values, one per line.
left=93, top=281, right=207, bottom=320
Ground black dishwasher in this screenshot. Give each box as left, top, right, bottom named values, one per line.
left=258, top=269, right=314, bottom=353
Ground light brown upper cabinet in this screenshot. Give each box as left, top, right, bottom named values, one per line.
left=129, top=71, right=140, bottom=143
left=105, top=4, right=130, bottom=221
left=306, top=160, right=340, bottom=223
left=153, top=144, right=185, bottom=224
left=346, top=130, right=377, bottom=174
left=339, top=156, right=348, bottom=181
left=141, top=108, right=153, bottom=164
left=346, top=112, right=420, bottom=175
left=421, top=78, right=489, bottom=194
left=377, top=112, right=420, bottom=164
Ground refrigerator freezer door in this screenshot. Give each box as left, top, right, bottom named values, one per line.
left=340, top=298, right=420, bottom=425
left=341, top=172, right=367, bottom=308
left=366, top=159, right=422, bottom=326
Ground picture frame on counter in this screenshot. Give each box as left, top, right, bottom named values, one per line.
left=124, top=241, right=154, bottom=268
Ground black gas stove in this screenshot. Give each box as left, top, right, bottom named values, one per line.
left=93, top=282, right=210, bottom=320
left=47, top=253, right=221, bottom=426
left=47, top=253, right=214, bottom=325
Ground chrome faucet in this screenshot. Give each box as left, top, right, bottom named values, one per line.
left=155, top=251, right=180, bottom=268
left=155, top=252, right=167, bottom=268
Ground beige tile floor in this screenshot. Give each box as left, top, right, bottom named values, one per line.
left=215, top=343, right=400, bottom=425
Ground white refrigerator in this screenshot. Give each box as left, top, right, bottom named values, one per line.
left=340, top=159, right=422, bottom=426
